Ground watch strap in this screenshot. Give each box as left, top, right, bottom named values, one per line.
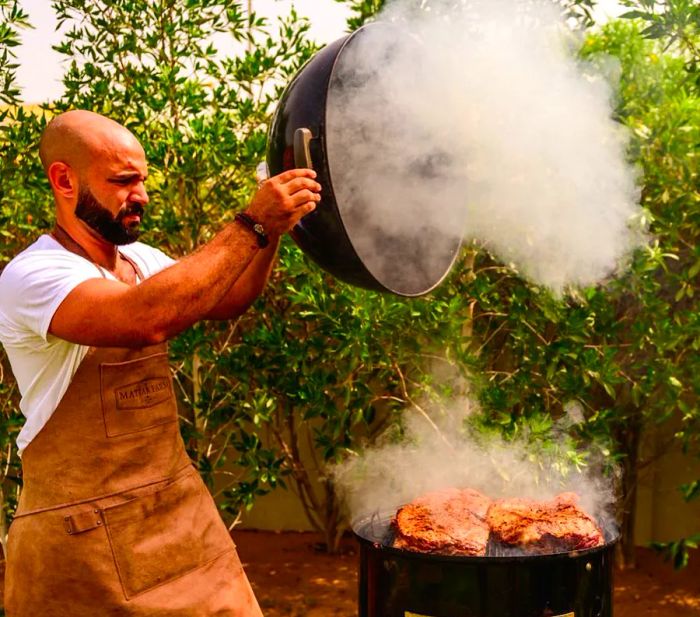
left=235, top=212, right=270, bottom=248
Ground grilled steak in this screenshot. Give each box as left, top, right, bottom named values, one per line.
left=486, top=492, right=605, bottom=554
left=392, top=488, right=491, bottom=556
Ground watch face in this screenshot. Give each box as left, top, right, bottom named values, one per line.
left=254, top=223, right=265, bottom=235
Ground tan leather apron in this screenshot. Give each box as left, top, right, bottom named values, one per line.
left=4, top=239, right=263, bottom=616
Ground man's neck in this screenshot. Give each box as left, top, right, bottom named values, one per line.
left=53, top=221, right=119, bottom=271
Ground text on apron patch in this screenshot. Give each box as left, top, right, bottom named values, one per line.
left=115, top=378, right=171, bottom=410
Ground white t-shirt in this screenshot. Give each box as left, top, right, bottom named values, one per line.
left=0, top=234, right=176, bottom=453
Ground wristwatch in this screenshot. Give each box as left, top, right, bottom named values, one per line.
left=234, top=212, right=270, bottom=248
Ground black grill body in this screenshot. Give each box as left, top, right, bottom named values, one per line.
left=355, top=518, right=616, bottom=617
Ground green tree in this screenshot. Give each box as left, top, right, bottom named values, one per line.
left=3, top=0, right=697, bottom=570
left=0, top=0, right=474, bottom=556
left=0, top=0, right=41, bottom=560
left=217, top=248, right=472, bottom=550
left=336, top=0, right=700, bottom=569
left=0, top=0, right=318, bottom=544
left=0, top=0, right=29, bottom=105
left=334, top=0, right=386, bottom=30
left=0, top=106, right=47, bottom=557
left=621, top=0, right=699, bottom=67
left=465, top=20, right=700, bottom=569
left=619, top=0, right=700, bottom=568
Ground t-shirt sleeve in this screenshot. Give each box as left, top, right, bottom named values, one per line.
left=0, top=251, right=103, bottom=341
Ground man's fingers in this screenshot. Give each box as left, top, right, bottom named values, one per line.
left=289, top=202, right=317, bottom=226
left=289, top=190, right=321, bottom=208
left=301, top=202, right=317, bottom=215
left=246, top=168, right=320, bottom=235
left=274, top=168, right=317, bottom=184
left=284, top=177, right=322, bottom=195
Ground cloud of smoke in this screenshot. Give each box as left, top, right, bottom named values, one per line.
left=331, top=395, right=619, bottom=540
left=325, top=0, right=646, bottom=295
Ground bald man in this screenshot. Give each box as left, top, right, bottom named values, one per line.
left=0, top=110, right=321, bottom=616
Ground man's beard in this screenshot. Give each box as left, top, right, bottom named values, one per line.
left=75, top=187, right=144, bottom=245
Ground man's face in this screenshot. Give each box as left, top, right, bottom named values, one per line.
left=78, top=134, right=150, bottom=245
left=75, top=186, right=143, bottom=245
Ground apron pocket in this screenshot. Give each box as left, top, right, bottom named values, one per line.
left=100, top=352, right=178, bottom=437
left=102, top=469, right=234, bottom=599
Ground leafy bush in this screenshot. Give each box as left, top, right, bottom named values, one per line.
left=1, top=1, right=699, bottom=567
left=336, top=0, right=700, bottom=568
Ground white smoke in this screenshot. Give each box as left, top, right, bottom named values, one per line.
left=332, top=395, right=619, bottom=539
left=325, top=0, right=646, bottom=295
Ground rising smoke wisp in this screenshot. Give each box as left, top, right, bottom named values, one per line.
left=325, top=0, right=646, bottom=294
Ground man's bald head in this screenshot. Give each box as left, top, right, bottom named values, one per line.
left=39, top=110, right=143, bottom=177
left=41, top=110, right=150, bottom=246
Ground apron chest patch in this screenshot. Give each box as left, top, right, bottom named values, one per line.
left=100, top=353, right=178, bottom=437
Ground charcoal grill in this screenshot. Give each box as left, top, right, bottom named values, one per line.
left=354, top=514, right=617, bottom=617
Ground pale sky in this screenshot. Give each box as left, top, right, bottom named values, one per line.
left=16, top=0, right=627, bottom=103
left=16, top=0, right=351, bottom=102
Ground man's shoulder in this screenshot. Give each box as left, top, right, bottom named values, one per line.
left=0, top=235, right=99, bottom=303
left=6, top=234, right=58, bottom=259
left=1, top=235, right=82, bottom=281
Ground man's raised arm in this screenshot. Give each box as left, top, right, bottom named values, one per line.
left=49, top=169, right=321, bottom=347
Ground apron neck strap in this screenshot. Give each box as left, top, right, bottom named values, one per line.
left=50, top=224, right=144, bottom=283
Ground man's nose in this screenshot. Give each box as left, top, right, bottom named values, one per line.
left=132, top=185, right=150, bottom=205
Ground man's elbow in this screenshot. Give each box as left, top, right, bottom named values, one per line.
left=126, top=320, right=175, bottom=347
left=145, top=329, right=170, bottom=347
left=118, top=329, right=169, bottom=348
left=205, top=299, right=254, bottom=321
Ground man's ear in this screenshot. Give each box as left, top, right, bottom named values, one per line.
left=47, top=161, right=78, bottom=199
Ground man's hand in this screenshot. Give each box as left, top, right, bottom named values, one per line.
left=245, top=168, right=321, bottom=236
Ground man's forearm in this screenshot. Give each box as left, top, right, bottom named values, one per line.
left=204, top=234, right=281, bottom=320
left=126, top=221, right=262, bottom=342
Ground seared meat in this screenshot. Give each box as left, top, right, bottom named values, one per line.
left=392, top=488, right=491, bottom=556
left=392, top=490, right=605, bottom=557
left=486, top=492, right=604, bottom=554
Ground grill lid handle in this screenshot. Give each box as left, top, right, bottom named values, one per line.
left=294, top=127, right=313, bottom=169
